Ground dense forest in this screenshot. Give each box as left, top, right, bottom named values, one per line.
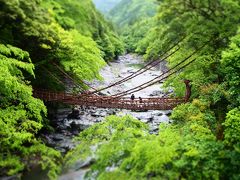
left=1, top=0, right=240, bottom=179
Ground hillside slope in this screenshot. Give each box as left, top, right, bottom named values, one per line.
left=109, top=0, right=157, bottom=28
left=107, top=0, right=158, bottom=51
left=93, top=0, right=121, bottom=14
left=50, top=0, right=124, bottom=61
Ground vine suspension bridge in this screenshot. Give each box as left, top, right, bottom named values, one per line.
left=33, top=38, right=205, bottom=110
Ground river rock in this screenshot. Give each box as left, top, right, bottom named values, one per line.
left=149, top=125, right=159, bottom=134
left=56, top=121, right=69, bottom=132
left=149, top=90, right=164, bottom=97
left=58, top=140, right=75, bottom=152
left=67, top=108, right=80, bottom=119
left=91, top=111, right=107, bottom=117
left=52, top=134, right=65, bottom=141
left=107, top=109, right=117, bottom=115
left=58, top=108, right=72, bottom=114
left=79, top=124, right=91, bottom=131
left=135, top=112, right=152, bottom=120
left=140, top=119, right=150, bottom=123
left=90, top=112, right=99, bottom=117
left=151, top=73, right=159, bottom=77
left=73, top=157, right=95, bottom=171
left=80, top=123, right=92, bottom=131
left=154, top=115, right=170, bottom=123
left=59, top=170, right=89, bottom=180
left=106, top=165, right=117, bottom=172
left=94, top=118, right=102, bottom=123
left=57, top=114, right=68, bottom=120
left=127, top=69, right=135, bottom=73
left=151, top=111, right=164, bottom=116
left=98, top=92, right=107, bottom=96
left=70, top=121, right=79, bottom=131
left=79, top=111, right=85, bottom=115
left=165, top=110, right=172, bottom=116
left=55, top=147, right=68, bottom=154
left=1, top=175, right=20, bottom=180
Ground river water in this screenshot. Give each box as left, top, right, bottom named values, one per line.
left=23, top=54, right=172, bottom=180
left=91, top=54, right=167, bottom=97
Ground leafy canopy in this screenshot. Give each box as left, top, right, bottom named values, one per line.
left=64, top=114, right=238, bottom=179
left=0, top=44, right=61, bottom=179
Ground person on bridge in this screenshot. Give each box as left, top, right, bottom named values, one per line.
left=139, top=97, right=143, bottom=103
left=131, top=94, right=135, bottom=101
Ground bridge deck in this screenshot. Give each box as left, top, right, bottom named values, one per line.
left=33, top=90, right=187, bottom=110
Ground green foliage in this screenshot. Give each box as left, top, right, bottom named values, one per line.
left=171, top=99, right=218, bottom=134
left=123, top=18, right=156, bottom=52
left=0, top=44, right=61, bottom=178
left=108, top=0, right=158, bottom=51
left=149, top=0, right=240, bottom=143
left=171, top=100, right=211, bottom=123
left=222, top=108, right=240, bottom=179
left=48, top=0, right=124, bottom=61
left=221, top=28, right=240, bottom=107
left=172, top=123, right=224, bottom=179
left=64, top=115, right=148, bottom=168
left=56, top=29, right=106, bottom=81
left=223, top=108, right=240, bottom=147
left=171, top=104, right=240, bottom=179
left=0, top=0, right=124, bottom=91
left=132, top=0, right=240, bottom=100
left=64, top=115, right=240, bottom=179
left=109, top=0, right=157, bottom=28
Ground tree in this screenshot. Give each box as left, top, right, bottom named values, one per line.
left=221, top=28, right=240, bottom=107
left=64, top=115, right=227, bottom=179
left=0, top=44, right=61, bottom=178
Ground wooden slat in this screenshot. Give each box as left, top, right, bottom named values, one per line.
left=33, top=89, right=187, bottom=110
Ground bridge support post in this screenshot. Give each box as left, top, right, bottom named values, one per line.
left=184, top=80, right=191, bottom=102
